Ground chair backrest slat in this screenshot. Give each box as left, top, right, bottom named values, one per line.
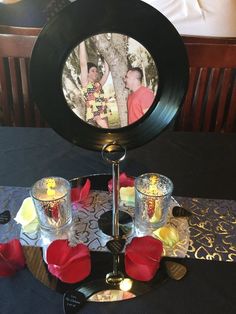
left=186, top=43, right=236, bottom=68
left=193, top=67, right=208, bottom=131
left=0, top=34, right=37, bottom=58
left=0, top=58, right=11, bottom=125
left=0, top=25, right=47, bottom=127
left=225, top=81, right=236, bottom=132
left=19, top=57, right=31, bottom=126
left=204, top=68, right=221, bottom=131
left=0, top=27, right=235, bottom=131
left=8, top=57, right=23, bottom=126
left=176, top=36, right=236, bottom=132
left=215, top=68, right=232, bottom=131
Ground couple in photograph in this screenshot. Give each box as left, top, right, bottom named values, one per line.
left=79, top=41, right=155, bottom=128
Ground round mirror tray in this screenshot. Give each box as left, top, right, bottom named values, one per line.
left=21, top=174, right=190, bottom=300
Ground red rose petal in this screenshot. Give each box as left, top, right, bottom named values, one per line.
left=0, top=239, right=25, bottom=277
left=71, top=187, right=80, bottom=203
left=125, top=236, right=163, bottom=281
left=108, top=172, right=134, bottom=192
left=47, top=240, right=89, bottom=266
left=125, top=255, right=160, bottom=281
left=119, top=172, right=135, bottom=187
left=147, top=199, right=155, bottom=219
left=48, top=255, right=91, bottom=283
left=126, top=245, right=152, bottom=265
left=79, top=179, right=91, bottom=202
left=46, top=240, right=91, bottom=283
left=71, top=179, right=91, bottom=204
left=129, top=236, right=163, bottom=261
left=51, top=203, right=59, bottom=221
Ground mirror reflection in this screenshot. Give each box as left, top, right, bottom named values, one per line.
left=62, top=33, right=158, bottom=128
left=88, top=289, right=136, bottom=302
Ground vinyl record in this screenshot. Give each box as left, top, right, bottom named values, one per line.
left=76, top=257, right=168, bottom=302
left=30, top=0, right=188, bottom=151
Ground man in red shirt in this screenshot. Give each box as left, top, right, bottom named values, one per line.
left=124, top=67, right=154, bottom=125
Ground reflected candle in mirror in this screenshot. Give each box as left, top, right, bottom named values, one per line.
left=31, top=177, right=72, bottom=238
left=135, top=173, right=173, bottom=236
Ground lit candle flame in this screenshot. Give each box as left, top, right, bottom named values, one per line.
left=46, top=178, right=56, bottom=197
left=147, top=175, right=162, bottom=222
left=149, top=175, right=158, bottom=195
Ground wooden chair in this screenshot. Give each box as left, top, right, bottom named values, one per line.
left=176, top=36, right=236, bottom=132
left=1, top=26, right=235, bottom=132
left=0, top=25, right=48, bottom=127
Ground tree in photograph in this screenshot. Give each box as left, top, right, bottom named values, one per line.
left=128, top=46, right=158, bottom=92
left=62, top=46, right=86, bottom=120
left=91, top=33, right=129, bottom=127
left=62, top=34, right=158, bottom=127
left=63, top=34, right=129, bottom=127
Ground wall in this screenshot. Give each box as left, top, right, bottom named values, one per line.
left=0, top=0, right=70, bottom=27
left=1, top=0, right=236, bottom=37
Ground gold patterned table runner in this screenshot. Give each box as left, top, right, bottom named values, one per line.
left=175, top=197, right=236, bottom=262
left=0, top=186, right=235, bottom=262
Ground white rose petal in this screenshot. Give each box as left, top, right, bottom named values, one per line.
left=22, top=217, right=39, bottom=233
left=120, top=187, right=135, bottom=205
left=15, top=197, right=37, bottom=227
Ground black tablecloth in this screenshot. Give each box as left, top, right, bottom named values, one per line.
left=0, top=127, right=235, bottom=199
left=1, top=258, right=236, bottom=314
left=0, top=127, right=236, bottom=314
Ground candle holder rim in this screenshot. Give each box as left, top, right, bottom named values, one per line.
left=134, top=173, right=173, bottom=197
left=30, top=176, right=71, bottom=201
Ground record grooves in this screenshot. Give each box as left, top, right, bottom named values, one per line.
left=30, top=0, right=188, bottom=151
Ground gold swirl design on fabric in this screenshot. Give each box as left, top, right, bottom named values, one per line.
left=175, top=197, right=236, bottom=262
left=16, top=189, right=235, bottom=263
left=227, top=253, right=236, bottom=262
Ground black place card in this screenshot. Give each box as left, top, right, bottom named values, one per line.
left=0, top=210, right=11, bottom=224
left=63, top=290, right=86, bottom=314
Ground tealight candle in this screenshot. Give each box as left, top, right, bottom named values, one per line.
left=134, top=173, right=173, bottom=236
left=31, top=177, right=72, bottom=243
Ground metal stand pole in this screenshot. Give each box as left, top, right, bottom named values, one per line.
left=112, top=161, right=119, bottom=239
left=102, top=142, right=126, bottom=285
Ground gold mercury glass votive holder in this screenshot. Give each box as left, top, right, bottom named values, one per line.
left=31, top=177, right=72, bottom=245
left=134, top=173, right=173, bottom=236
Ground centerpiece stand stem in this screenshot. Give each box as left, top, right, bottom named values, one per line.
left=101, top=142, right=128, bottom=284
left=112, top=161, right=120, bottom=239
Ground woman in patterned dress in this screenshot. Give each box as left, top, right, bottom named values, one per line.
left=79, top=41, right=110, bottom=128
